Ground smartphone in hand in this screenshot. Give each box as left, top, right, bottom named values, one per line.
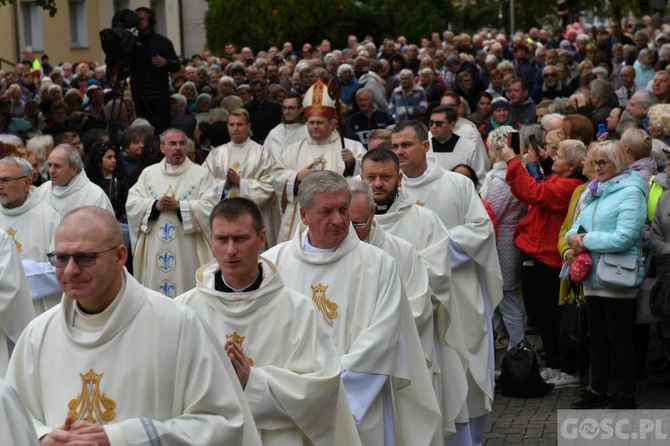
left=597, top=123, right=606, bottom=137
left=508, top=132, right=521, bottom=154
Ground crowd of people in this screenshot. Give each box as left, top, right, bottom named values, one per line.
left=2, top=6, right=670, bottom=444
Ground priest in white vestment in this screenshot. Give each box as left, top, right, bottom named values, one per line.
left=427, top=106, right=489, bottom=184
left=272, top=79, right=366, bottom=243
left=347, top=179, right=436, bottom=374
left=0, top=377, right=38, bottom=445
left=205, top=109, right=281, bottom=248
left=361, top=149, right=463, bottom=440
left=264, top=93, right=309, bottom=164
left=391, top=121, right=503, bottom=446
left=0, top=157, right=61, bottom=314
left=34, top=144, right=114, bottom=218
left=0, top=228, right=34, bottom=378
left=264, top=171, right=441, bottom=446
left=177, top=197, right=361, bottom=445
left=6, top=207, right=262, bottom=445
left=126, top=128, right=219, bottom=297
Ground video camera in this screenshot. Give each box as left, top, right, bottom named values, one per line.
left=99, top=9, right=140, bottom=80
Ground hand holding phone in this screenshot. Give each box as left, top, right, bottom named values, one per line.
left=597, top=123, right=606, bottom=137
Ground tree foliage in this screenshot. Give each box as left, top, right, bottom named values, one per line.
left=205, top=0, right=641, bottom=53
left=0, top=0, right=57, bottom=17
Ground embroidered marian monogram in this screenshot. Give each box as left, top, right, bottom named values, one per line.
left=6, top=228, right=21, bottom=253
left=227, top=331, right=254, bottom=366
left=311, top=283, right=338, bottom=327
left=67, top=369, right=116, bottom=424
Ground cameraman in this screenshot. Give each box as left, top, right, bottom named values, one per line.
left=130, top=7, right=180, bottom=134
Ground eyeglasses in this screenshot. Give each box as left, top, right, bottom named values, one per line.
left=0, top=176, right=27, bottom=185
left=429, top=120, right=446, bottom=127
left=47, top=246, right=118, bottom=268
left=543, top=73, right=557, bottom=78
left=352, top=215, right=372, bottom=229
left=590, top=159, right=611, bottom=168
left=282, top=105, right=298, bottom=111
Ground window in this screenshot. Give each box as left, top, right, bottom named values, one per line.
left=69, top=0, right=89, bottom=48
left=21, top=1, right=43, bottom=51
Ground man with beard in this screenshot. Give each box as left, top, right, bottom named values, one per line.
left=126, top=128, right=218, bottom=297
left=130, top=7, right=180, bottom=134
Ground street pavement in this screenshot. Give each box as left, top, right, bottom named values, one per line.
left=485, top=334, right=670, bottom=445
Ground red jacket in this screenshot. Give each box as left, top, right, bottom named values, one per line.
left=506, top=158, right=585, bottom=269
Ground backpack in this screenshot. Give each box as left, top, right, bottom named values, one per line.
left=499, top=342, right=554, bottom=398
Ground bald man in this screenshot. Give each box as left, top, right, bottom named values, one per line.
left=6, top=207, right=261, bottom=445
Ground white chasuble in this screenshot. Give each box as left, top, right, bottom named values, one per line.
left=0, top=377, right=38, bottom=445
left=35, top=170, right=114, bottom=218
left=402, top=159, right=503, bottom=426
left=0, top=229, right=35, bottom=378
left=177, top=258, right=362, bottom=446
left=0, top=192, right=61, bottom=314
left=367, top=221, right=436, bottom=373
left=264, top=226, right=441, bottom=446
left=264, top=122, right=309, bottom=164
left=126, top=158, right=218, bottom=297
left=6, top=271, right=263, bottom=445
left=205, top=139, right=281, bottom=247
left=272, top=131, right=366, bottom=243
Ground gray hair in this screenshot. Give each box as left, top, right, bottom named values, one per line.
left=0, top=156, right=33, bottom=178
left=171, top=94, right=187, bottom=107
left=218, top=76, right=236, bottom=87
left=346, top=178, right=374, bottom=211
left=589, top=78, right=615, bottom=102
left=298, top=171, right=351, bottom=210
left=159, top=128, right=187, bottom=144
left=635, top=89, right=657, bottom=108
left=130, top=118, right=155, bottom=132
left=548, top=98, right=576, bottom=115
left=591, top=140, right=630, bottom=173
left=0, top=134, right=23, bottom=148
left=399, top=68, right=414, bottom=79
left=337, top=63, right=354, bottom=76
left=26, top=134, right=54, bottom=164
left=620, top=127, right=652, bottom=159
left=51, top=144, right=83, bottom=173
left=210, top=107, right=229, bottom=121
left=487, top=126, right=515, bottom=159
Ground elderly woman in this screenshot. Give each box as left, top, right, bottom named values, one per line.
left=647, top=103, right=670, bottom=147
left=620, top=127, right=656, bottom=185
left=481, top=126, right=528, bottom=348
left=178, top=81, right=198, bottom=114
left=503, top=137, right=587, bottom=389
left=217, top=76, right=237, bottom=99
left=418, top=68, right=444, bottom=110
left=479, top=98, right=520, bottom=149
left=566, top=140, right=647, bottom=409
left=388, top=69, right=428, bottom=123
left=195, top=93, right=212, bottom=115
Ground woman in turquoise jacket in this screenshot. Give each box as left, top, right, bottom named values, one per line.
left=566, top=140, right=647, bottom=410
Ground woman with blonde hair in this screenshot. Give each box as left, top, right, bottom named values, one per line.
left=25, top=134, right=54, bottom=179
left=567, top=140, right=647, bottom=409
left=620, top=127, right=656, bottom=185
left=481, top=126, right=528, bottom=348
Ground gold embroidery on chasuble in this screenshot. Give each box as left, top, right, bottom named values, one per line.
left=415, top=200, right=425, bottom=207
left=232, top=161, right=241, bottom=170
left=165, top=185, right=174, bottom=198
left=227, top=331, right=254, bottom=366
left=67, top=369, right=116, bottom=424
left=311, top=283, right=338, bottom=327
left=6, top=228, right=21, bottom=253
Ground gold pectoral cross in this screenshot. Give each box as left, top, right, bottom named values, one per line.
left=67, top=369, right=116, bottom=424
